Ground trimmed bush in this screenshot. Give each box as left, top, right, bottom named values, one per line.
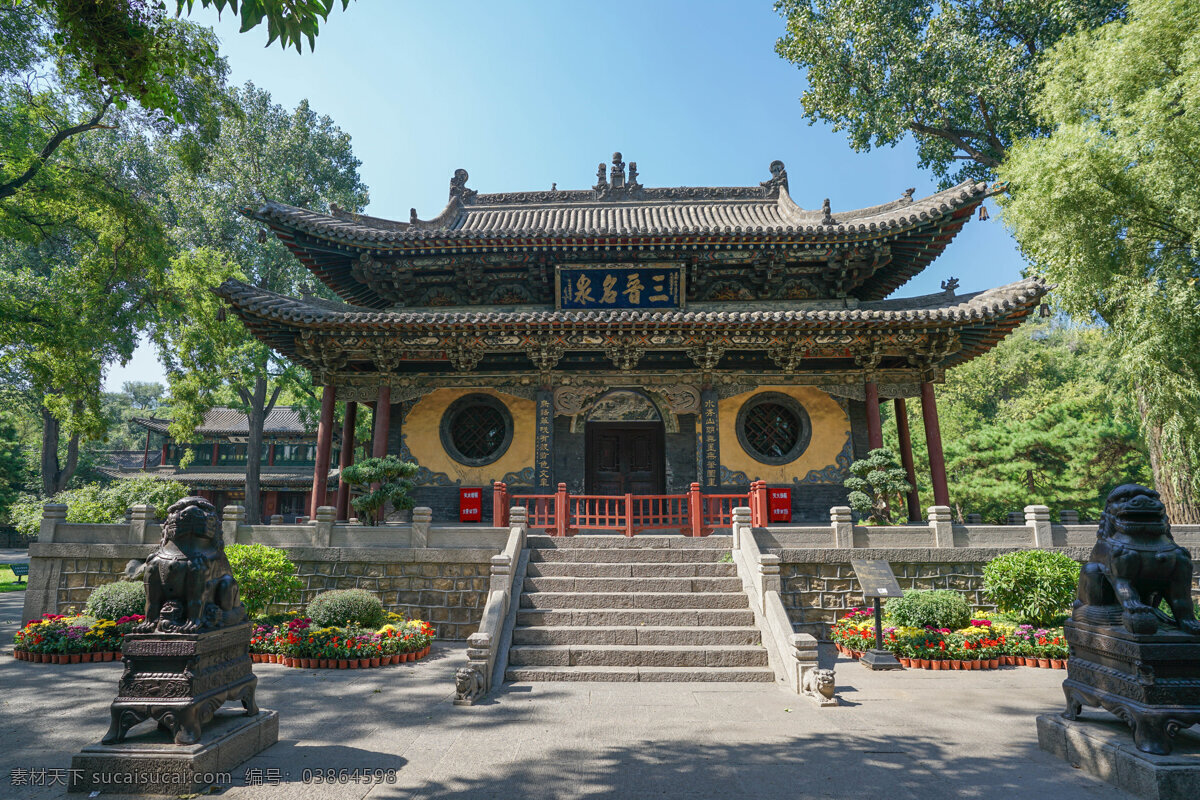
left=983, top=550, right=1079, bottom=626
left=225, top=544, right=303, bottom=618
left=84, top=580, right=146, bottom=620
left=885, top=589, right=972, bottom=630
left=307, top=589, right=386, bottom=629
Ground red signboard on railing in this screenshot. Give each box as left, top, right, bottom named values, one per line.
left=768, top=488, right=792, bottom=523
left=460, top=488, right=482, bottom=523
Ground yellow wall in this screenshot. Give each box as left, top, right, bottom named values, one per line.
left=404, top=388, right=535, bottom=483
left=719, top=386, right=849, bottom=483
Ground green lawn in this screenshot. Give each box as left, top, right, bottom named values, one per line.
left=0, top=564, right=27, bottom=593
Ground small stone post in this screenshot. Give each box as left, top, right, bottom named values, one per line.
left=1025, top=504, right=1052, bottom=548
left=928, top=506, right=954, bottom=548
left=222, top=505, right=246, bottom=544
left=40, top=503, right=67, bottom=543
left=1059, top=509, right=1079, bottom=525
left=128, top=505, right=155, bottom=544
left=411, top=506, right=432, bottom=548
left=965, top=513, right=982, bottom=524
left=758, top=553, right=781, bottom=614
left=830, top=506, right=854, bottom=548
left=269, top=514, right=283, bottom=525
left=731, top=506, right=752, bottom=549
left=313, top=505, right=336, bottom=547
left=509, top=506, right=528, bottom=533
left=489, top=553, right=512, bottom=594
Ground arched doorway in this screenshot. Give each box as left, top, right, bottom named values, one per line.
left=584, top=390, right=665, bottom=495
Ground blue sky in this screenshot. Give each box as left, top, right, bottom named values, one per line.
left=105, top=0, right=1026, bottom=390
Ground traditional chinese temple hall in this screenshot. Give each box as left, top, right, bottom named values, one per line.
left=218, top=153, right=1045, bottom=524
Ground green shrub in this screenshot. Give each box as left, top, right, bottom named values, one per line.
left=9, top=478, right=190, bottom=538
left=225, top=544, right=303, bottom=618
left=885, top=589, right=972, bottom=630
left=84, top=580, right=146, bottom=620
left=307, top=589, right=386, bottom=629
left=983, top=550, right=1079, bottom=626
left=341, top=456, right=418, bottom=525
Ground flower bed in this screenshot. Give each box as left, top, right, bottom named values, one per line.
left=830, top=608, right=1068, bottom=670
left=249, top=614, right=436, bottom=669
left=12, top=613, right=144, bottom=664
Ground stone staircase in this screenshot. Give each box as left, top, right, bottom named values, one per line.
left=505, top=535, right=773, bottom=682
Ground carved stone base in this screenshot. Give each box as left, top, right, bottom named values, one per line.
left=860, top=648, right=903, bottom=670
left=1037, top=713, right=1200, bottom=799
left=1063, top=618, right=1200, bottom=755
left=70, top=708, right=277, bottom=794
left=103, top=623, right=258, bottom=746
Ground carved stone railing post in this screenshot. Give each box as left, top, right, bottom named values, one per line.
left=758, top=553, right=781, bottom=614
left=129, top=505, right=155, bottom=544
left=411, top=506, right=432, bottom=548
left=830, top=506, right=854, bottom=548
left=222, top=505, right=246, bottom=544
left=1059, top=509, right=1079, bottom=525
left=731, top=506, right=751, bottom=549
left=40, top=503, right=67, bottom=543
left=314, top=505, right=336, bottom=547
left=489, top=553, right=512, bottom=594
left=509, top=506, right=528, bottom=533
left=1025, top=504, right=1052, bottom=548
left=928, top=506, right=954, bottom=547
left=454, top=632, right=492, bottom=706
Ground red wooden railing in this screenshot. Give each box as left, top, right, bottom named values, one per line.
left=492, top=480, right=770, bottom=536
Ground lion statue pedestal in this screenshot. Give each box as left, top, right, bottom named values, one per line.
left=1060, top=484, right=1200, bottom=756
left=71, top=497, right=278, bottom=795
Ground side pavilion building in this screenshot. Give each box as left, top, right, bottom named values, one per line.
left=216, top=154, right=1046, bottom=524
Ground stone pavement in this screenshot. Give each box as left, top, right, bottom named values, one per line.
left=0, top=592, right=1134, bottom=799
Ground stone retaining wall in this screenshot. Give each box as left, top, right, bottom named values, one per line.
left=771, top=544, right=1200, bottom=638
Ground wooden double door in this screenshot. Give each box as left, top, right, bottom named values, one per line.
left=585, top=422, right=664, bottom=495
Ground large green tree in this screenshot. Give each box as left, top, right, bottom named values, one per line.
left=774, top=0, right=1124, bottom=184
left=154, top=82, right=367, bottom=522
left=999, top=0, right=1200, bottom=521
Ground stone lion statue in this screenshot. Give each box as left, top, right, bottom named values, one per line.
left=454, top=666, right=485, bottom=705
left=802, top=668, right=836, bottom=704
left=136, top=497, right=246, bottom=633
left=1075, top=484, right=1200, bottom=636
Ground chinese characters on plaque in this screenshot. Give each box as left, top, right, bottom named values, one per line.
left=557, top=265, right=683, bottom=310
left=700, top=390, right=720, bottom=487
left=535, top=391, right=553, bottom=488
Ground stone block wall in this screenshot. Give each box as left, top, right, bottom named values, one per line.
left=23, top=542, right=499, bottom=642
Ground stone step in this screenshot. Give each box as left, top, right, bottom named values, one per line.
left=529, top=548, right=730, bottom=564
left=505, top=666, right=775, bottom=683
left=525, top=535, right=731, bottom=550
left=516, top=608, right=756, bottom=628
left=523, top=576, right=743, bottom=593
left=520, top=592, right=749, bottom=610
left=511, top=625, right=762, bottom=647
left=507, top=644, right=769, bottom=668
left=525, top=561, right=737, bottom=578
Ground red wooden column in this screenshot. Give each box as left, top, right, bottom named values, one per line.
left=309, top=385, right=337, bottom=518
left=372, top=386, right=391, bottom=459
left=141, top=430, right=151, bottom=469
left=864, top=380, right=883, bottom=451
left=894, top=398, right=922, bottom=522
left=920, top=382, right=950, bottom=507
left=335, top=401, right=358, bottom=521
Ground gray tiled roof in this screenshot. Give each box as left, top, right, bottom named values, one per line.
left=252, top=176, right=993, bottom=244
left=217, top=277, right=1048, bottom=329
left=132, top=406, right=311, bottom=436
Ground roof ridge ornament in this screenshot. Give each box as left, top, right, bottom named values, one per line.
left=449, top=168, right=477, bottom=203
left=822, top=198, right=836, bottom=225
left=760, top=160, right=788, bottom=194
left=593, top=152, right=643, bottom=200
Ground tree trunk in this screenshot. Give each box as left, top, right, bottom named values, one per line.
left=40, top=404, right=79, bottom=497
left=1140, top=399, right=1200, bottom=523
left=241, top=377, right=282, bottom=524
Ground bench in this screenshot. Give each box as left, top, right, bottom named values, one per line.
left=8, top=563, right=28, bottom=583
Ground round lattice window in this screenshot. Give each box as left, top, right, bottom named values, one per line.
left=440, top=394, right=513, bottom=467
left=735, top=393, right=812, bottom=465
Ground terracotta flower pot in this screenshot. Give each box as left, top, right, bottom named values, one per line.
left=334, top=658, right=346, bottom=669
left=370, top=657, right=381, bottom=668
left=423, top=646, right=430, bottom=657
left=1052, top=659, right=1065, bottom=670
left=988, top=658, right=999, bottom=670
left=250, top=653, right=260, bottom=663
left=1038, top=658, right=1051, bottom=669
left=69, top=654, right=81, bottom=664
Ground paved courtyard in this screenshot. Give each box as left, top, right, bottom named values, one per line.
left=0, top=592, right=1133, bottom=799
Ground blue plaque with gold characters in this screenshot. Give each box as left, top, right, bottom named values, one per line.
left=556, top=264, right=684, bottom=310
